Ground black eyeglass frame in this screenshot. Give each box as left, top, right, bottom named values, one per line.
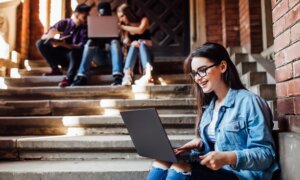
left=190, top=63, right=218, bottom=79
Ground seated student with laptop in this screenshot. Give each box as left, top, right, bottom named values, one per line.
left=122, top=43, right=279, bottom=180
left=72, top=2, right=123, bottom=86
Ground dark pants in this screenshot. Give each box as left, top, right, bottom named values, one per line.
left=191, top=162, right=238, bottom=180
left=36, top=39, right=83, bottom=80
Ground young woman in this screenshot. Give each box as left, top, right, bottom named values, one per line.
left=117, top=3, right=153, bottom=86
left=147, top=42, right=279, bottom=180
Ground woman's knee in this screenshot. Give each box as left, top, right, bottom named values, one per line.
left=84, top=39, right=93, bottom=48
left=152, top=160, right=171, bottom=170
left=170, top=163, right=192, bottom=173
left=111, top=39, right=120, bottom=46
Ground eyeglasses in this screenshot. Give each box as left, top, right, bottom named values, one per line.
left=190, top=63, right=217, bottom=79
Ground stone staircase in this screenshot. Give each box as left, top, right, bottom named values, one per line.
left=0, top=51, right=277, bottom=180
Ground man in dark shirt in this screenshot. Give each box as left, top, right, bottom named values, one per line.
left=36, top=3, right=91, bottom=87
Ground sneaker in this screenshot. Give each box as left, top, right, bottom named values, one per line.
left=58, top=77, right=71, bottom=87
left=122, top=75, right=133, bottom=86
left=111, top=75, right=123, bottom=86
left=134, top=75, right=154, bottom=85
left=72, top=76, right=87, bottom=86
left=43, top=68, right=63, bottom=76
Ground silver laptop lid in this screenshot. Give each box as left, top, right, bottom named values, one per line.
left=120, top=108, right=178, bottom=163
left=87, top=16, right=119, bottom=38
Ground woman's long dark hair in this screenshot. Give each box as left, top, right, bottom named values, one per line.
left=117, top=3, right=140, bottom=24
left=184, top=42, right=246, bottom=136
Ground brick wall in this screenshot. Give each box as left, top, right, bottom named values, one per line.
left=239, top=0, right=263, bottom=53
left=272, top=0, right=300, bottom=132
left=206, top=0, right=223, bottom=44
left=221, top=0, right=240, bottom=47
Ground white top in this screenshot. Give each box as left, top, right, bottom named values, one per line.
left=206, top=100, right=224, bottom=143
left=207, top=109, right=219, bottom=142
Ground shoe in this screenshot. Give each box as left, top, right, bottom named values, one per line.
left=72, top=76, right=87, bottom=86
left=43, top=68, right=63, bottom=76
left=134, top=75, right=154, bottom=85
left=111, top=75, right=123, bottom=86
left=58, top=77, right=71, bottom=87
left=121, top=69, right=133, bottom=86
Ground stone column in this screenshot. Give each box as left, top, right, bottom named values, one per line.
left=20, top=0, right=30, bottom=61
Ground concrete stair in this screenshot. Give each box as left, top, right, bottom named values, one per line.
left=0, top=135, right=193, bottom=161
left=0, top=114, right=196, bottom=135
left=0, top=98, right=196, bottom=116
left=0, top=52, right=277, bottom=179
left=19, top=57, right=185, bottom=76
left=232, top=53, right=276, bottom=101
left=0, top=84, right=193, bottom=100
left=3, top=74, right=190, bottom=87
left=0, top=160, right=151, bottom=180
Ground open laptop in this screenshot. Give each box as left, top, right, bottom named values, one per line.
left=120, top=108, right=203, bottom=163
left=87, top=16, right=119, bottom=38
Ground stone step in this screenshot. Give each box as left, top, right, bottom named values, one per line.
left=227, top=46, right=246, bottom=55
left=24, top=59, right=48, bottom=68
left=0, top=126, right=194, bottom=136
left=236, top=62, right=257, bottom=75
left=248, top=84, right=276, bottom=101
left=0, top=159, right=151, bottom=180
left=0, top=135, right=193, bottom=161
left=20, top=57, right=185, bottom=76
left=241, top=71, right=267, bottom=88
left=0, top=84, right=193, bottom=100
left=3, top=74, right=190, bottom=87
left=231, top=53, right=251, bottom=65
left=0, top=114, right=196, bottom=135
left=0, top=98, right=196, bottom=116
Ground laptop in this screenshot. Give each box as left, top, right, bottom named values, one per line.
left=87, top=16, right=119, bottom=38
left=120, top=108, right=203, bottom=163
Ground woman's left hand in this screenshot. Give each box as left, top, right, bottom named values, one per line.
left=199, top=151, right=237, bottom=170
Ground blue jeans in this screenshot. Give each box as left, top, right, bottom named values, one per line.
left=123, top=41, right=152, bottom=71
left=147, top=167, right=191, bottom=180
left=147, top=163, right=238, bottom=180
left=77, top=39, right=123, bottom=76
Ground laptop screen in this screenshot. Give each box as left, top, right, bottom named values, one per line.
left=120, top=108, right=178, bottom=163
left=87, top=16, right=119, bottom=38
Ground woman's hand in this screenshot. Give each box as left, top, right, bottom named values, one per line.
left=200, top=151, right=237, bottom=170
left=174, top=138, right=202, bottom=155
left=130, top=40, right=140, bottom=48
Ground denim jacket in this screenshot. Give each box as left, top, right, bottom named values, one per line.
left=198, top=88, right=279, bottom=180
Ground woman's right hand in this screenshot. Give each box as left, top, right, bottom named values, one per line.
left=174, top=138, right=203, bottom=155
left=131, top=40, right=140, bottom=48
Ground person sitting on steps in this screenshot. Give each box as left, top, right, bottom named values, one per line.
left=146, top=42, right=279, bottom=180
left=72, top=2, right=123, bottom=86
left=36, top=4, right=91, bottom=87
left=116, top=3, right=154, bottom=86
